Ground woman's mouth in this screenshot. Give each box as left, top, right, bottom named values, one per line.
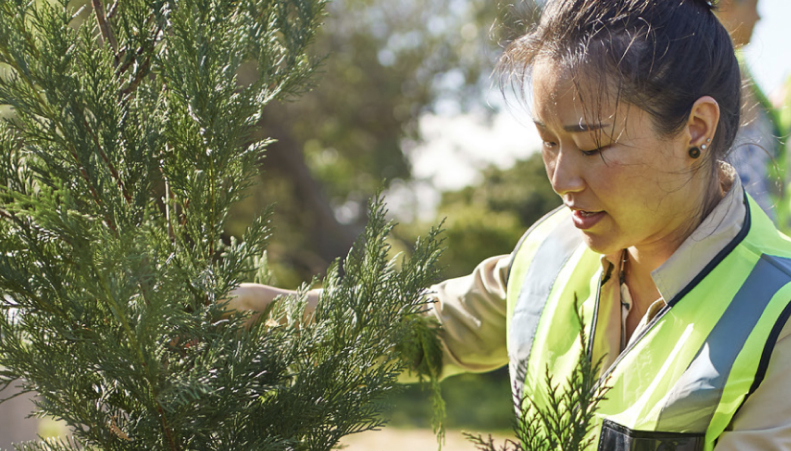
left=570, top=209, right=605, bottom=230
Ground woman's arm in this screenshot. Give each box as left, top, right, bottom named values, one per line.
left=714, top=319, right=791, bottom=449
left=223, top=283, right=321, bottom=327
left=422, top=254, right=512, bottom=380
left=227, top=253, right=511, bottom=374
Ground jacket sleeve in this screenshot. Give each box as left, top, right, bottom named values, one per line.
left=714, top=318, right=791, bottom=450
left=425, top=254, right=512, bottom=380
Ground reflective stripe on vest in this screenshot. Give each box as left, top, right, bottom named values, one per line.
left=505, top=195, right=791, bottom=450
left=505, top=206, right=584, bottom=398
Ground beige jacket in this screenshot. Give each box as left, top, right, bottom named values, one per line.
left=427, top=165, right=791, bottom=449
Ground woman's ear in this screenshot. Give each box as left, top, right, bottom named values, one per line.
left=686, top=96, right=721, bottom=154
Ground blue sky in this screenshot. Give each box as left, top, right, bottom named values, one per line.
left=744, top=0, right=791, bottom=96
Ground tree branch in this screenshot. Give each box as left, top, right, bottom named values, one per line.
left=157, top=403, right=179, bottom=451
left=118, top=20, right=162, bottom=98
left=115, top=13, right=158, bottom=77
left=65, top=144, right=118, bottom=234
left=119, top=56, right=151, bottom=97
left=91, top=0, right=118, bottom=55
left=106, top=0, right=119, bottom=19
left=82, top=115, right=132, bottom=204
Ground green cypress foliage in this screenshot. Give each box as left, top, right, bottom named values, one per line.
left=0, top=0, right=445, bottom=449
left=465, top=300, right=609, bottom=451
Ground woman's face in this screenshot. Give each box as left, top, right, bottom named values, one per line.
left=717, top=0, right=761, bottom=47
left=531, top=60, right=703, bottom=258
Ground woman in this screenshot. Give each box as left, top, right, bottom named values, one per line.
left=229, top=0, right=791, bottom=449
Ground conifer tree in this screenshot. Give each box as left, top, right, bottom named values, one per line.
left=0, top=0, right=444, bottom=449
left=465, top=303, right=608, bottom=451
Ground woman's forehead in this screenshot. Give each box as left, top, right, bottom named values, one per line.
left=530, top=60, right=619, bottom=129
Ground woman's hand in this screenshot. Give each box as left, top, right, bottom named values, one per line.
left=222, top=283, right=320, bottom=328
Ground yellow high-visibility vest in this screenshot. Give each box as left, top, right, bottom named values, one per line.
left=506, top=194, right=791, bottom=450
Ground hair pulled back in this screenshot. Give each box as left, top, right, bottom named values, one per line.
left=499, top=0, right=741, bottom=165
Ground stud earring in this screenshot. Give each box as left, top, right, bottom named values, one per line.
left=701, top=144, right=708, bottom=151
left=689, top=147, right=701, bottom=159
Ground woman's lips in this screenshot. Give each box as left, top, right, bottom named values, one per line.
left=570, top=209, right=605, bottom=230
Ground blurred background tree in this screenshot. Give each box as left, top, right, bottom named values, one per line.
left=428, top=154, right=560, bottom=279
left=226, top=0, right=545, bottom=286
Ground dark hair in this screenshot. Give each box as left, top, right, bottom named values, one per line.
left=499, top=0, right=741, bottom=208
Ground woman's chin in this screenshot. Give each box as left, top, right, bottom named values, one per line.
left=580, top=232, right=621, bottom=256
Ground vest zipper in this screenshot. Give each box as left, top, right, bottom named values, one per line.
left=619, top=250, right=628, bottom=352
left=587, top=265, right=606, bottom=359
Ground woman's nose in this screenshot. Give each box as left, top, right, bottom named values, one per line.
left=546, top=150, right=585, bottom=196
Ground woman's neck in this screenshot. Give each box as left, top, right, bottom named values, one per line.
left=623, top=163, right=728, bottom=300
left=623, top=249, right=662, bottom=304
left=620, top=165, right=730, bottom=341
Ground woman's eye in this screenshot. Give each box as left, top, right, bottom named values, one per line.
left=580, top=145, right=608, bottom=156
left=542, top=141, right=558, bottom=149
left=580, top=148, right=600, bottom=156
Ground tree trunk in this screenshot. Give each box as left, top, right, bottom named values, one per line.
left=255, top=121, right=362, bottom=267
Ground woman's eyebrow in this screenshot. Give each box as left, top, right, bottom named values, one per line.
left=533, top=120, right=610, bottom=132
